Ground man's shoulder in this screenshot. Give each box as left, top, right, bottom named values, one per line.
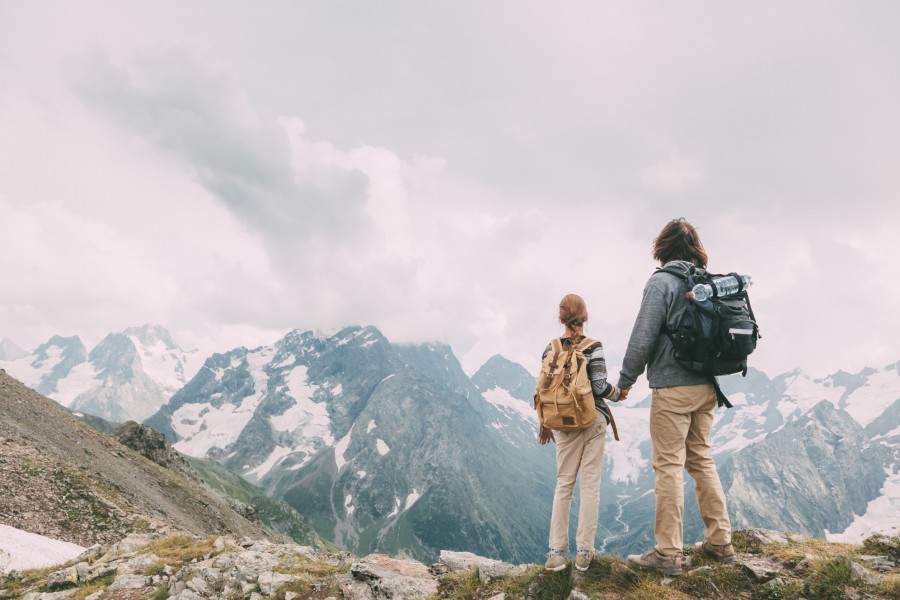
left=648, top=262, right=693, bottom=290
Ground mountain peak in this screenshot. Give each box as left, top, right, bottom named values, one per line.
left=123, top=324, right=178, bottom=349
left=471, top=354, right=536, bottom=402
left=0, top=338, right=27, bottom=361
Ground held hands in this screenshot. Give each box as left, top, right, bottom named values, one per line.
left=538, top=425, right=555, bottom=445
left=619, top=387, right=631, bottom=401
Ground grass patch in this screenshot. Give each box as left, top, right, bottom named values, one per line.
left=143, top=560, right=168, bottom=576
left=576, top=556, right=641, bottom=597
left=147, top=534, right=219, bottom=567
left=804, top=556, right=853, bottom=600
left=626, top=579, right=693, bottom=600
left=671, top=564, right=752, bottom=597
left=274, top=554, right=349, bottom=578
left=274, top=577, right=339, bottom=600
left=69, top=574, right=115, bottom=600
left=528, top=565, right=574, bottom=600
left=752, top=579, right=804, bottom=600
left=863, top=535, right=900, bottom=562
left=879, top=574, right=900, bottom=599
left=147, top=586, right=171, bottom=600
left=0, top=567, right=49, bottom=598
left=437, top=567, right=482, bottom=599
left=437, top=565, right=571, bottom=600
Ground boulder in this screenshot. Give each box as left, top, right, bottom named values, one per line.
left=439, top=550, right=531, bottom=583
left=258, top=571, right=298, bottom=595
left=233, top=550, right=280, bottom=582
left=109, top=573, right=151, bottom=590
left=741, top=529, right=790, bottom=546
left=738, top=558, right=781, bottom=582
left=849, top=561, right=880, bottom=586
left=46, top=566, right=79, bottom=587
left=350, top=553, right=438, bottom=599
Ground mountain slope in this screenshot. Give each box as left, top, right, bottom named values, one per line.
left=0, top=368, right=278, bottom=548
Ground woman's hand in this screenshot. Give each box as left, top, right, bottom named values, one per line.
left=539, top=425, right=555, bottom=445
left=619, top=387, right=631, bottom=401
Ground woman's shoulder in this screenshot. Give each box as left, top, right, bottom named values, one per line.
left=580, top=338, right=604, bottom=355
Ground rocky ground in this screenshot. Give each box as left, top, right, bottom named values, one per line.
left=1, top=529, right=897, bottom=599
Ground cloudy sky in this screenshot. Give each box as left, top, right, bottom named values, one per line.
left=1, top=1, right=898, bottom=381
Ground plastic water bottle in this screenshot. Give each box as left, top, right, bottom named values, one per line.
left=691, top=275, right=752, bottom=301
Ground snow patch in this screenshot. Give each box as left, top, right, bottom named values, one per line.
left=376, top=439, right=390, bottom=456
left=334, top=426, right=354, bottom=471
left=603, top=406, right=651, bottom=485
left=173, top=348, right=275, bottom=457
left=826, top=468, right=900, bottom=542
left=128, top=334, right=189, bottom=391
left=52, top=362, right=101, bottom=407
left=345, top=494, right=355, bottom=516
left=0, top=524, right=85, bottom=574
left=482, top=387, right=536, bottom=423
left=357, top=470, right=367, bottom=478
left=367, top=420, right=376, bottom=433
left=332, top=383, right=343, bottom=396
left=843, top=369, right=900, bottom=427
left=245, top=446, right=292, bottom=480
left=0, top=345, right=63, bottom=388
left=404, top=489, right=421, bottom=510
left=380, top=374, right=395, bottom=384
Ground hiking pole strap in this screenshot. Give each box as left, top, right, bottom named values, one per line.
left=711, top=377, right=732, bottom=409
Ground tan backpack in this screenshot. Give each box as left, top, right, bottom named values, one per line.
left=534, top=337, right=597, bottom=431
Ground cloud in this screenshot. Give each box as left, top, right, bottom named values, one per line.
left=1, top=3, right=898, bottom=382
left=72, top=45, right=370, bottom=243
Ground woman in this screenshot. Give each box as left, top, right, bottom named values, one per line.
left=541, top=293, right=626, bottom=572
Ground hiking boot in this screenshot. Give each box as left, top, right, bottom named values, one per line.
left=544, top=549, right=567, bottom=572
left=695, top=540, right=737, bottom=564
left=627, top=548, right=683, bottom=577
left=575, top=549, right=593, bottom=572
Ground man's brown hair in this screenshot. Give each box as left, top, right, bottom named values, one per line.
left=652, top=218, right=708, bottom=268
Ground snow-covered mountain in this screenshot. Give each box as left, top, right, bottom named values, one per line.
left=147, top=326, right=555, bottom=563
left=0, top=325, right=198, bottom=423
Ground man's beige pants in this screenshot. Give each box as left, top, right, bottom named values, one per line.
left=651, top=384, right=732, bottom=556
left=549, top=417, right=607, bottom=551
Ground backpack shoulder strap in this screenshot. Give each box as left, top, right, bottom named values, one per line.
left=575, top=337, right=595, bottom=352
left=657, top=263, right=694, bottom=280
left=550, top=337, right=563, bottom=356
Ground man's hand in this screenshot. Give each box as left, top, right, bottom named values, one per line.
left=539, top=425, right=555, bottom=445
left=619, top=387, right=631, bottom=401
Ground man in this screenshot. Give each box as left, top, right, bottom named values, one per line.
left=617, top=218, right=735, bottom=577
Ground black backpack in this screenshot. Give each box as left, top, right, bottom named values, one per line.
left=658, top=264, right=760, bottom=408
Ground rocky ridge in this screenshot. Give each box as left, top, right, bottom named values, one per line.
left=2, top=529, right=898, bottom=599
